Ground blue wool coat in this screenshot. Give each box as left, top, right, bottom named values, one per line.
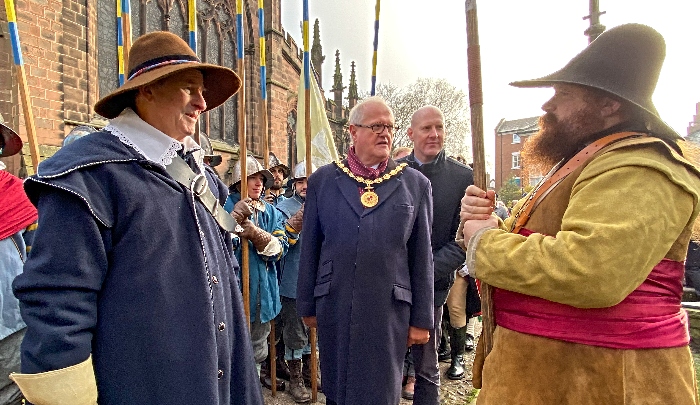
left=297, top=160, right=435, bottom=405
left=225, top=192, right=287, bottom=324
left=13, top=132, right=263, bottom=405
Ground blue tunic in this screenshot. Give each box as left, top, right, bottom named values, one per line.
left=13, top=132, right=263, bottom=405
left=225, top=192, right=287, bottom=324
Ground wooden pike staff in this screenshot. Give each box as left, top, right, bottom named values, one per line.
left=121, top=0, right=132, bottom=70
left=465, top=0, right=495, bottom=355
left=235, top=0, right=251, bottom=328
left=302, top=1, right=318, bottom=401
left=257, top=0, right=278, bottom=395
left=188, top=0, right=199, bottom=144
left=4, top=0, right=40, bottom=169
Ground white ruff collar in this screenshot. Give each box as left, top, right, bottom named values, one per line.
left=104, top=108, right=204, bottom=172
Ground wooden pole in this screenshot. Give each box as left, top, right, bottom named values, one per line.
left=465, top=0, right=495, bottom=356
left=257, top=0, right=277, bottom=395
left=4, top=0, right=40, bottom=169
left=302, top=1, right=317, bottom=401
left=235, top=0, right=250, bottom=329
left=121, top=0, right=132, bottom=70
left=370, top=0, right=380, bottom=95
left=188, top=0, right=200, bottom=145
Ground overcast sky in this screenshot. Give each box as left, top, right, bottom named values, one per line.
left=280, top=0, right=699, bottom=162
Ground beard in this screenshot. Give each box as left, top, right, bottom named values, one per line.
left=521, top=104, right=606, bottom=175
left=270, top=181, right=283, bottom=191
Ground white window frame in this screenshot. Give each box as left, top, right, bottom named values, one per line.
left=512, top=133, right=521, bottom=144
left=511, top=152, right=521, bottom=169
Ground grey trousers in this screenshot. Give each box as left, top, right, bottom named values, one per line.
left=410, top=306, right=442, bottom=405
left=0, top=328, right=25, bottom=405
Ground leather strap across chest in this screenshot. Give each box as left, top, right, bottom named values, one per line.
left=165, top=156, right=242, bottom=233
left=510, top=131, right=645, bottom=234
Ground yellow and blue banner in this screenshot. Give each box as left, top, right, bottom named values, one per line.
left=302, top=0, right=309, bottom=90
left=117, top=0, right=125, bottom=85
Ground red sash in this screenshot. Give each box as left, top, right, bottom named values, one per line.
left=0, top=171, right=37, bottom=240
left=493, top=228, right=689, bottom=349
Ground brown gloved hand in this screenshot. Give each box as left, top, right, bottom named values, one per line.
left=240, top=219, right=273, bottom=251
left=231, top=198, right=254, bottom=224
left=286, top=204, right=305, bottom=232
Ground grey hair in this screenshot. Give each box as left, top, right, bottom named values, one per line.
left=348, top=96, right=394, bottom=125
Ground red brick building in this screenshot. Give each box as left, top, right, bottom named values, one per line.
left=493, top=116, right=539, bottom=191
left=0, top=0, right=354, bottom=184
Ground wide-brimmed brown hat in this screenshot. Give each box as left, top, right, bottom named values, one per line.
left=0, top=122, right=22, bottom=157
left=510, top=23, right=680, bottom=140
left=94, top=31, right=241, bottom=119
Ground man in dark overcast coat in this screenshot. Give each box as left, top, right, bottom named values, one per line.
left=297, top=97, right=434, bottom=405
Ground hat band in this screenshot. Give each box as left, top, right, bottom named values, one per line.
left=128, top=54, right=201, bottom=81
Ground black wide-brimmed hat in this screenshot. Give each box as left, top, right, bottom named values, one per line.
left=0, top=123, right=22, bottom=157
left=94, top=31, right=241, bottom=119
left=510, top=23, right=680, bottom=140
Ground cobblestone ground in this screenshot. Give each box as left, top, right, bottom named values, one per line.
left=263, top=322, right=482, bottom=405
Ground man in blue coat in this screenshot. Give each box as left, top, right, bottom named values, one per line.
left=297, top=97, right=435, bottom=405
left=10, top=31, right=263, bottom=405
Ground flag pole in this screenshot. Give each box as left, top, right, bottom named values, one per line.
left=188, top=0, right=200, bottom=144
left=370, top=0, right=380, bottom=96
left=235, top=0, right=250, bottom=329
left=257, top=0, right=277, bottom=396
left=4, top=0, right=40, bottom=170
left=465, top=0, right=495, bottom=356
left=302, top=1, right=318, bottom=401
left=121, top=0, right=132, bottom=70
left=116, top=0, right=125, bottom=86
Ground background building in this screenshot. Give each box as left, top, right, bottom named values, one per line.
left=0, top=0, right=354, bottom=185
left=493, top=116, right=538, bottom=191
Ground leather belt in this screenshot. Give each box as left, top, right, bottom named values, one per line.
left=165, top=156, right=242, bottom=233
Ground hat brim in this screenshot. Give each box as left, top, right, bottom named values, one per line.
left=0, top=123, right=22, bottom=157
left=509, top=78, right=681, bottom=141
left=271, top=164, right=291, bottom=178
left=231, top=169, right=275, bottom=191
left=94, top=62, right=241, bottom=119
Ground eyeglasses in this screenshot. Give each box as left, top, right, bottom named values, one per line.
left=355, top=123, right=398, bottom=135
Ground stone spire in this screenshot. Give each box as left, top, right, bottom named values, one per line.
left=348, top=61, right=358, bottom=109
left=331, top=50, right=345, bottom=118
left=311, top=19, right=325, bottom=89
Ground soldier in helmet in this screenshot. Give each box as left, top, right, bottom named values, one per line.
left=199, top=132, right=223, bottom=169
left=275, top=161, right=317, bottom=403
left=265, top=152, right=290, bottom=206
left=224, top=155, right=289, bottom=387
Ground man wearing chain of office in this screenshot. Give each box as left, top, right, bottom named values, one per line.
left=297, top=96, right=435, bottom=405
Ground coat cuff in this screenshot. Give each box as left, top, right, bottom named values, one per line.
left=466, top=227, right=496, bottom=278
left=10, top=355, right=98, bottom=405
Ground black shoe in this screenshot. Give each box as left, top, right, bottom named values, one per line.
left=438, top=346, right=451, bottom=362
left=465, top=334, right=475, bottom=352
left=446, top=354, right=465, bottom=380
left=260, top=361, right=286, bottom=391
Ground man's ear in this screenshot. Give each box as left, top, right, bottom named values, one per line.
left=137, top=84, right=157, bottom=103
left=407, top=127, right=414, bottom=142
left=600, top=97, right=622, bottom=119
left=349, top=125, right=358, bottom=144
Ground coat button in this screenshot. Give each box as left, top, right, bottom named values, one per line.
left=218, top=369, right=224, bottom=379
left=218, top=322, right=226, bottom=331
left=212, top=275, right=219, bottom=284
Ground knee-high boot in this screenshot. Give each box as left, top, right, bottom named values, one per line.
left=446, top=326, right=467, bottom=380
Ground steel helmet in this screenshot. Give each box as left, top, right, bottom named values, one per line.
left=199, top=133, right=222, bottom=167
left=290, top=161, right=317, bottom=182
left=63, top=125, right=97, bottom=147
left=0, top=122, right=22, bottom=158
left=231, top=154, right=273, bottom=188
left=268, top=152, right=290, bottom=177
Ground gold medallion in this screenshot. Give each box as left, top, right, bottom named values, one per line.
left=334, top=161, right=407, bottom=209
left=360, top=188, right=379, bottom=208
